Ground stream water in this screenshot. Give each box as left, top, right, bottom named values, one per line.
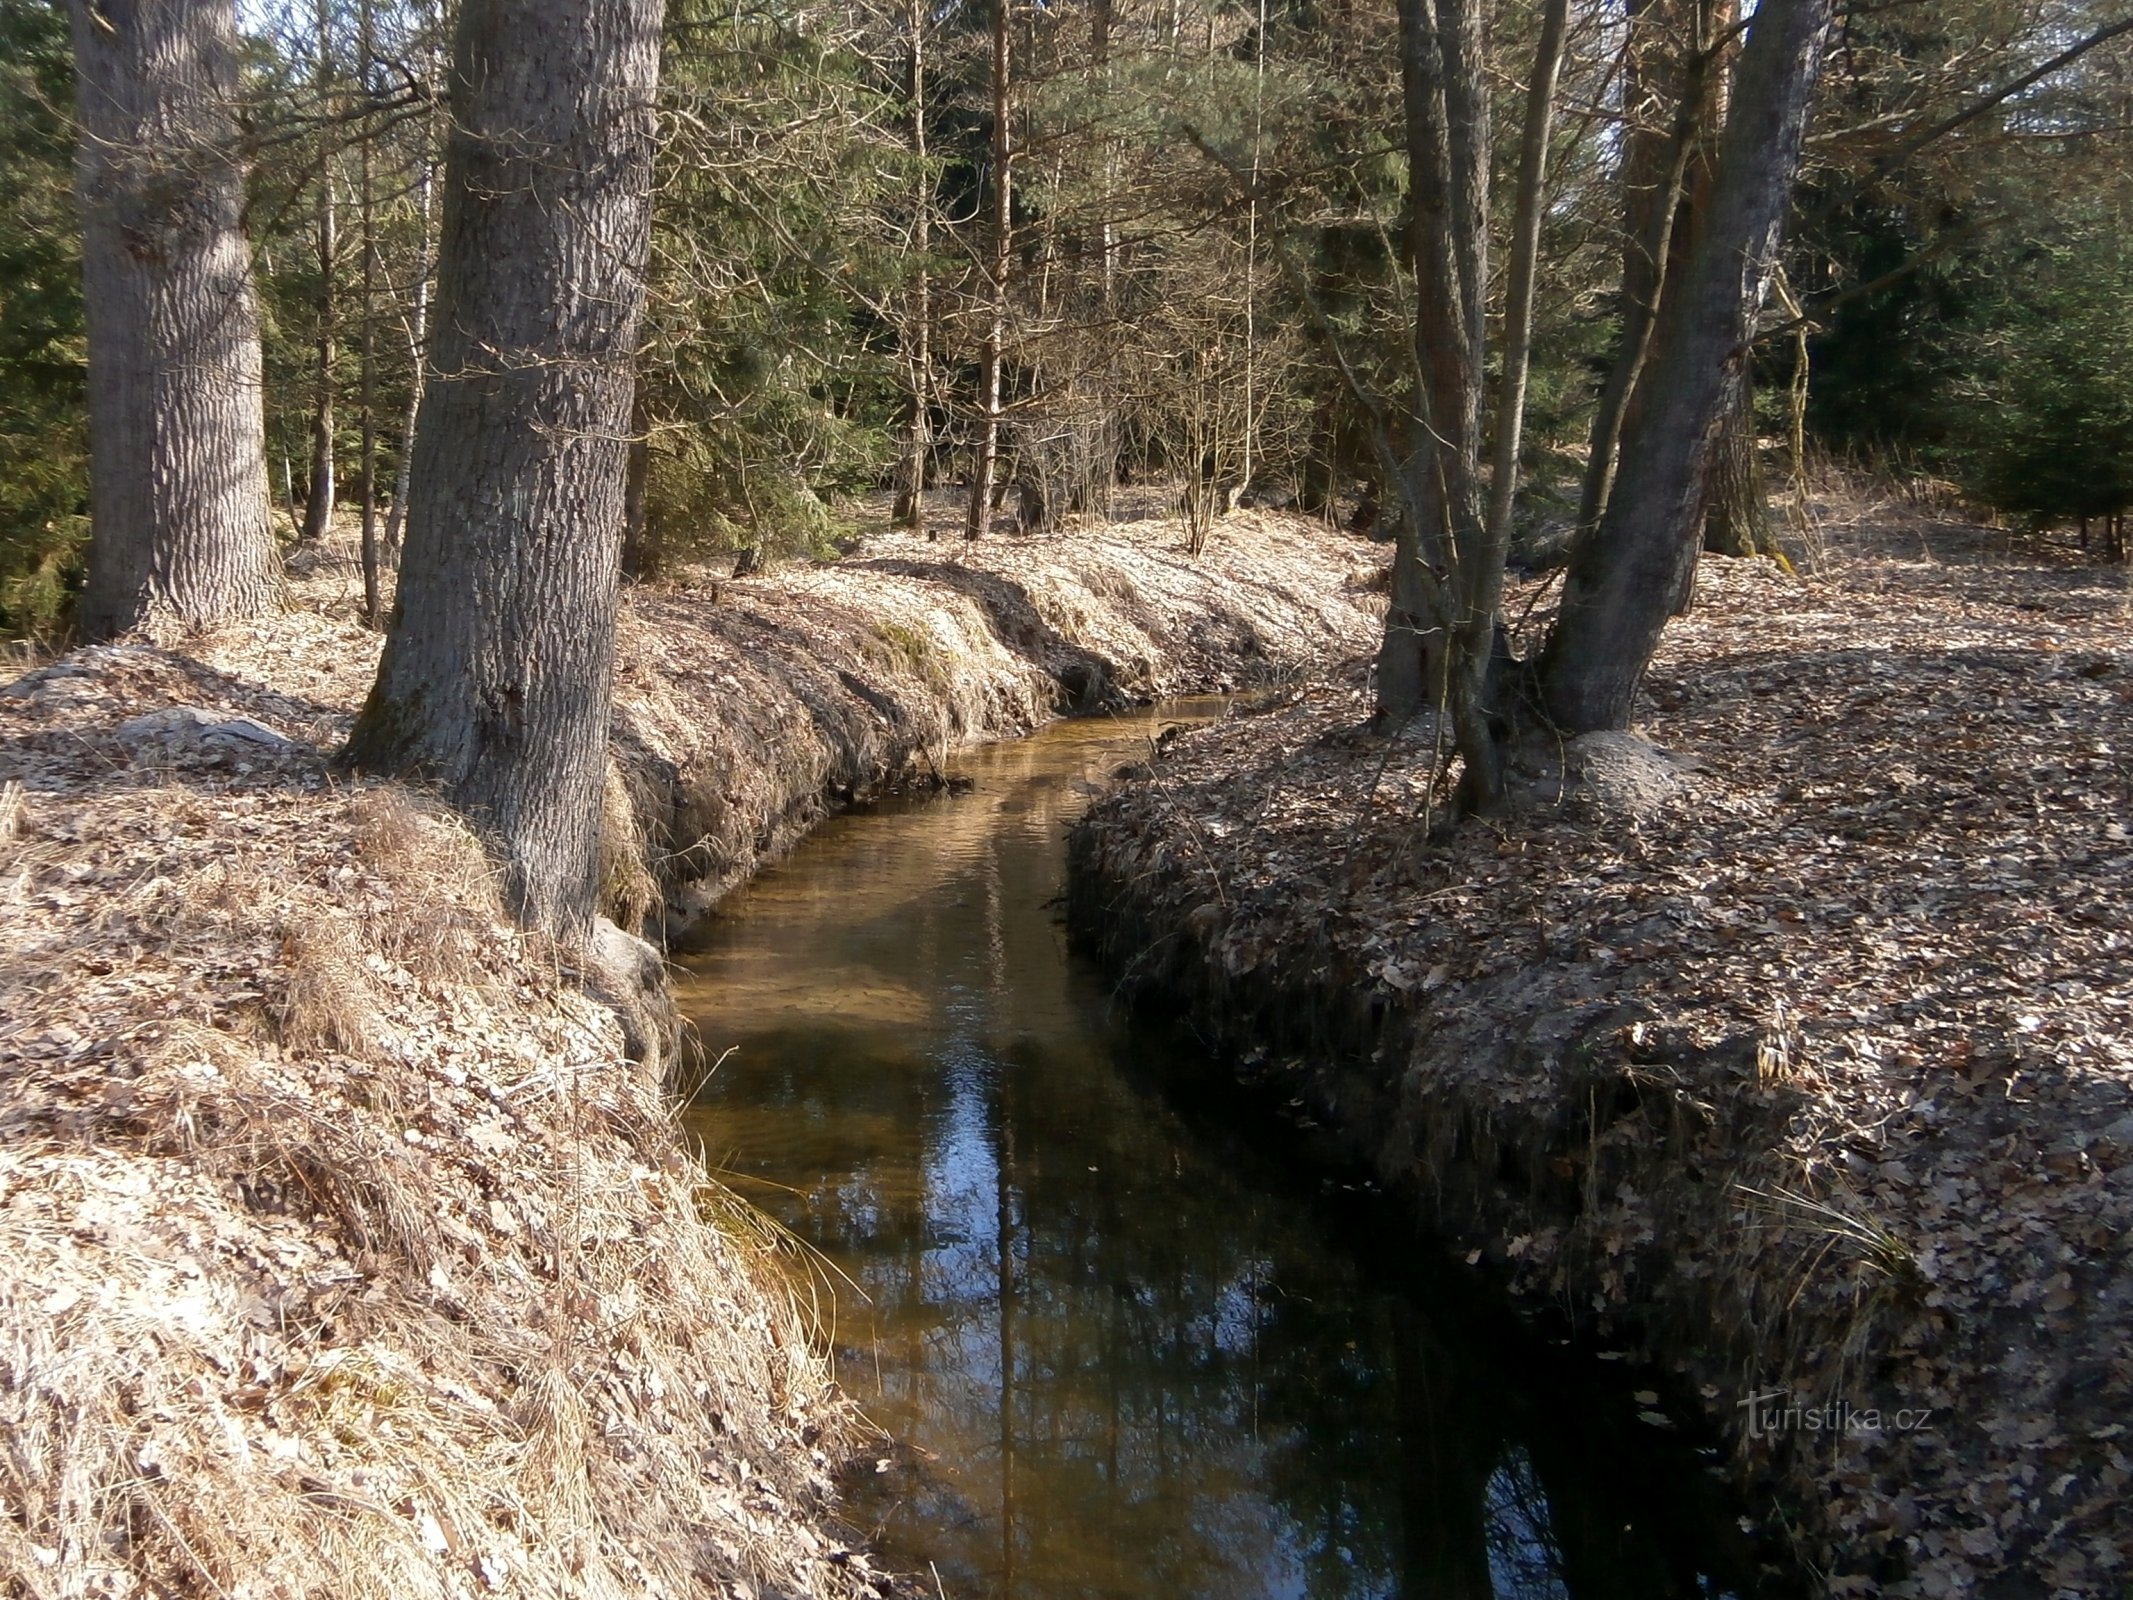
left=675, top=704, right=1779, bottom=1600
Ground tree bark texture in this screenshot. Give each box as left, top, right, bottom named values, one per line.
left=1700, top=375, right=1777, bottom=559
left=1539, top=0, right=1830, bottom=734
left=1376, top=0, right=1499, bottom=801
left=69, top=0, right=278, bottom=640
left=344, top=0, right=663, bottom=942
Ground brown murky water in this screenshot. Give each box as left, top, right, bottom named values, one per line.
left=676, top=705, right=1774, bottom=1600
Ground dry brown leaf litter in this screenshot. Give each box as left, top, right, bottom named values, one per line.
left=1071, top=509, right=2133, bottom=1600
left=0, top=507, right=1380, bottom=1599
left=0, top=643, right=882, bottom=1600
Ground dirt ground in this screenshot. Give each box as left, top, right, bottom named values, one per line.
left=1069, top=499, right=2133, bottom=1599
left=0, top=505, right=1381, bottom=1599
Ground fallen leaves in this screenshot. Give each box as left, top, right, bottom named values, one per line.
left=1074, top=509, right=2133, bottom=1597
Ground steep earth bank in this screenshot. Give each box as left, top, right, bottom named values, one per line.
left=0, top=511, right=1382, bottom=1598
left=1068, top=516, right=2133, bottom=1599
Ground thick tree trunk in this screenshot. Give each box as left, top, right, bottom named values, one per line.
left=1539, top=0, right=1830, bottom=734
left=963, top=0, right=1012, bottom=541
left=69, top=0, right=278, bottom=640
left=344, top=0, right=663, bottom=942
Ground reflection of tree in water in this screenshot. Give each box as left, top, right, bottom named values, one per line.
left=680, top=717, right=1771, bottom=1600
left=1483, top=1450, right=1569, bottom=1600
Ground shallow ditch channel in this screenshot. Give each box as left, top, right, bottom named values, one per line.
left=675, top=704, right=1796, bottom=1600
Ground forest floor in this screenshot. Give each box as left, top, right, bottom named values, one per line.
left=0, top=503, right=1382, bottom=1599
left=1069, top=499, right=2133, bottom=1600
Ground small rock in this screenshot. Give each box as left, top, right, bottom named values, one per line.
left=116, top=706, right=220, bottom=744
left=204, top=716, right=292, bottom=748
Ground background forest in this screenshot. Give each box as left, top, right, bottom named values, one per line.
left=4, top=0, right=2132, bottom=643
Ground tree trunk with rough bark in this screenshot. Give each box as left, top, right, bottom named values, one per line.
left=345, top=0, right=663, bottom=942
left=1539, top=0, right=1830, bottom=734
left=69, top=0, right=278, bottom=640
left=1700, top=377, right=1777, bottom=560
left=1375, top=0, right=1494, bottom=796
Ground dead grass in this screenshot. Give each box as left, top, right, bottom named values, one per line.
left=610, top=511, right=1384, bottom=924
left=0, top=503, right=1376, bottom=1599
left=0, top=645, right=875, bottom=1600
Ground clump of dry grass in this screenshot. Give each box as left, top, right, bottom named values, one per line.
left=0, top=646, right=874, bottom=1600
left=279, top=912, right=385, bottom=1061
left=614, top=511, right=1383, bottom=923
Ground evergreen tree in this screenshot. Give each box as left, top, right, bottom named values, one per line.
left=0, top=0, right=86, bottom=634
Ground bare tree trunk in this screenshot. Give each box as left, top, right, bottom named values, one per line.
left=963, top=0, right=1011, bottom=541
left=1576, top=0, right=1709, bottom=536
left=357, top=0, right=380, bottom=624
left=69, top=0, right=278, bottom=640
left=893, top=0, right=932, bottom=532
left=1375, top=0, right=1488, bottom=778
left=381, top=123, right=436, bottom=566
left=1539, top=0, right=1831, bottom=733
left=1483, top=0, right=1570, bottom=567
left=300, top=0, right=337, bottom=545
left=620, top=396, right=657, bottom=578
left=345, top=0, right=663, bottom=942
left=1700, top=375, right=1776, bottom=560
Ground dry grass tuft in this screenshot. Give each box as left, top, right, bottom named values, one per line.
left=349, top=788, right=515, bottom=993
left=0, top=644, right=872, bottom=1600
left=279, top=911, right=385, bottom=1061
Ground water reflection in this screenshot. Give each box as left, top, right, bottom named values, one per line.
left=676, top=706, right=1767, bottom=1600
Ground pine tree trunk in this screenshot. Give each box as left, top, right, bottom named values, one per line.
left=345, top=0, right=663, bottom=942
left=300, top=0, right=336, bottom=545
left=1700, top=377, right=1776, bottom=559
left=892, top=0, right=932, bottom=532
left=963, top=0, right=1011, bottom=541
left=1539, top=0, right=1830, bottom=734
left=69, top=0, right=278, bottom=640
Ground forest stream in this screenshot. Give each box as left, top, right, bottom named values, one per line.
left=675, top=704, right=1784, bottom=1600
